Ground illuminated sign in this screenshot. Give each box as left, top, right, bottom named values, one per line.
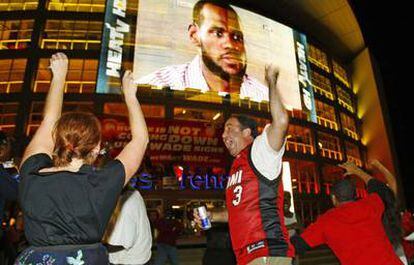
left=131, top=173, right=228, bottom=191
left=101, top=117, right=227, bottom=168
left=294, top=32, right=317, bottom=123
left=96, top=0, right=130, bottom=93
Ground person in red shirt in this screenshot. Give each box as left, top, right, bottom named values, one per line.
left=291, top=164, right=402, bottom=265
left=195, top=64, right=292, bottom=265
left=402, top=210, right=414, bottom=262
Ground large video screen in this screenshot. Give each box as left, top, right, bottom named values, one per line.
left=135, top=0, right=300, bottom=106
left=97, top=0, right=316, bottom=117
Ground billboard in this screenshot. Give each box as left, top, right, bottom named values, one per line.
left=97, top=0, right=316, bottom=121
left=101, top=116, right=227, bottom=169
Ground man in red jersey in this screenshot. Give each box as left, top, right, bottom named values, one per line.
left=290, top=163, right=403, bottom=265
left=195, top=65, right=292, bottom=265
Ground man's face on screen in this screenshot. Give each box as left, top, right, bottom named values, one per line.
left=197, top=4, right=246, bottom=79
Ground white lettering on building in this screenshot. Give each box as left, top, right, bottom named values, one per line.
left=105, top=0, right=129, bottom=78
left=296, top=41, right=312, bottom=111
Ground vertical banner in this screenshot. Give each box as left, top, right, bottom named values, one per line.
left=294, top=31, right=317, bottom=123
left=96, top=0, right=130, bottom=93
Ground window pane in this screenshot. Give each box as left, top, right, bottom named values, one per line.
left=0, top=0, right=38, bottom=10
left=337, top=86, right=354, bottom=113
left=311, top=70, right=334, bottom=100
left=0, top=102, right=18, bottom=133
left=317, top=132, right=342, bottom=160
left=47, top=0, right=105, bottom=12
left=333, top=60, right=350, bottom=87
left=34, top=58, right=98, bottom=93
left=340, top=112, right=359, bottom=140
left=286, top=125, right=314, bottom=155
left=0, top=20, right=34, bottom=50
left=41, top=20, right=102, bottom=50
left=308, top=44, right=330, bottom=73
left=345, top=141, right=362, bottom=166
left=0, top=58, right=27, bottom=93
left=315, top=100, right=338, bottom=130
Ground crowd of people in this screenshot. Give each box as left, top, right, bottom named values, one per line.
left=2, top=0, right=414, bottom=264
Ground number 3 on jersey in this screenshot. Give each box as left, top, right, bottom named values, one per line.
left=232, top=185, right=243, bottom=206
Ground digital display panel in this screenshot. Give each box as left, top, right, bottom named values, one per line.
left=97, top=0, right=316, bottom=119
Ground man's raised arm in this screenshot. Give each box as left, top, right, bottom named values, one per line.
left=264, top=65, right=289, bottom=152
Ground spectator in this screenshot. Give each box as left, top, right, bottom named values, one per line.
left=105, top=187, right=152, bottom=265
left=291, top=162, right=403, bottom=265
left=0, top=131, right=19, bottom=264
left=402, top=210, right=414, bottom=263
left=202, top=220, right=236, bottom=265
left=0, top=131, right=18, bottom=229
left=15, top=53, right=148, bottom=264
left=154, top=207, right=183, bottom=265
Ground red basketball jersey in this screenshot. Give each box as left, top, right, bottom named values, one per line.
left=226, top=145, right=294, bottom=264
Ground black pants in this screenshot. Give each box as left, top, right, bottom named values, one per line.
left=202, top=248, right=237, bottom=265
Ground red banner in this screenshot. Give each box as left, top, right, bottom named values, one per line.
left=101, top=117, right=227, bottom=168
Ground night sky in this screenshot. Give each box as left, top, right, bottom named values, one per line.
left=350, top=2, right=413, bottom=210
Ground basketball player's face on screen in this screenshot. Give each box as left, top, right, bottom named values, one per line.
left=198, top=4, right=246, bottom=79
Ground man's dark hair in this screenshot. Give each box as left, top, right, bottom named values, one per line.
left=231, top=115, right=258, bottom=138
left=193, top=0, right=238, bottom=26
left=332, top=178, right=356, bottom=202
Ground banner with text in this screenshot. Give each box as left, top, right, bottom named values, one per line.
left=101, top=117, right=226, bottom=168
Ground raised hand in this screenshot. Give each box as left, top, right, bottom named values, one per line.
left=368, top=159, right=382, bottom=168
left=265, top=64, right=280, bottom=91
left=338, top=161, right=361, bottom=176
left=49, top=53, right=68, bottom=81
left=121, top=70, right=137, bottom=99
